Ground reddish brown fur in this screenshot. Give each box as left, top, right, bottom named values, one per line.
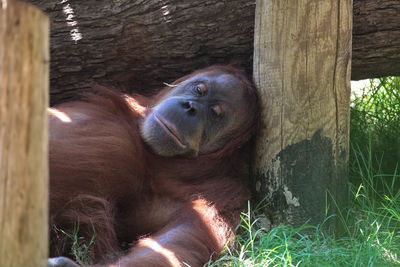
left=49, top=65, right=260, bottom=266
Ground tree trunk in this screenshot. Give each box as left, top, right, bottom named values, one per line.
left=0, top=1, right=49, bottom=266
left=252, top=0, right=352, bottom=227
left=26, top=0, right=399, bottom=105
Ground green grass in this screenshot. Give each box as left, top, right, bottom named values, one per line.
left=59, top=223, right=96, bottom=266
left=350, top=77, right=400, bottom=175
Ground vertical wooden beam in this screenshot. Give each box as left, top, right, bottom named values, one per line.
left=0, top=1, right=49, bottom=266
left=252, top=0, right=352, bottom=227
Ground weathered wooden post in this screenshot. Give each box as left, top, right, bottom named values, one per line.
left=252, top=0, right=352, bottom=227
left=0, top=1, right=49, bottom=266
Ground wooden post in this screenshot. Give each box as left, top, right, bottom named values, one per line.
left=252, top=0, right=352, bottom=228
left=0, top=1, right=49, bottom=266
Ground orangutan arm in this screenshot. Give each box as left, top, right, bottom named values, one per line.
left=110, top=199, right=235, bottom=267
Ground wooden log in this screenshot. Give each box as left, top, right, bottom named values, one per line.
left=0, top=1, right=49, bottom=266
left=24, top=0, right=400, bottom=105
left=352, top=0, right=400, bottom=80
left=252, top=0, right=352, bottom=227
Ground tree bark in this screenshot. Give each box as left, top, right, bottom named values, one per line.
left=0, top=1, right=49, bottom=266
left=252, top=0, right=351, bottom=227
left=26, top=0, right=400, bottom=105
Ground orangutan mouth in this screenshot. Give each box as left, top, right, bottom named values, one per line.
left=154, top=114, right=187, bottom=149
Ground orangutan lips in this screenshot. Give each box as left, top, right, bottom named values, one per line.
left=154, top=114, right=187, bottom=149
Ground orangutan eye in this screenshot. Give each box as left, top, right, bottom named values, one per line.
left=211, top=105, right=223, bottom=117
left=194, top=83, right=207, bottom=96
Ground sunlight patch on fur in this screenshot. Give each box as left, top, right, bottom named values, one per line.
left=48, top=108, right=72, bottom=123
left=141, top=238, right=181, bottom=266
left=191, top=199, right=230, bottom=249
left=1, top=0, right=7, bottom=9
left=124, top=96, right=147, bottom=116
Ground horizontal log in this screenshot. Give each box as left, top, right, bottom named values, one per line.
left=352, top=0, right=400, bottom=80
left=26, top=0, right=400, bottom=104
